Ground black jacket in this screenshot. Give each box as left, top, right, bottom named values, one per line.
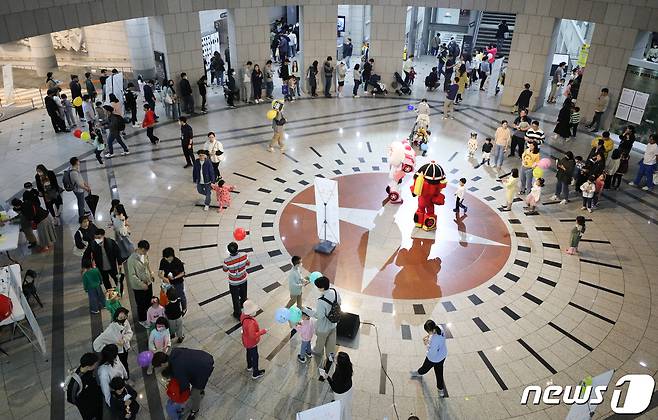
left=74, top=222, right=98, bottom=250
left=143, top=84, right=155, bottom=102
left=556, top=157, right=575, bottom=183
left=75, top=369, right=104, bottom=418
left=35, top=170, right=61, bottom=196
left=227, top=74, right=236, bottom=92
left=197, top=79, right=207, bottom=96
left=45, top=95, right=60, bottom=117
left=108, top=113, right=123, bottom=136
left=515, top=89, right=533, bottom=109
left=169, top=348, right=214, bottom=390
left=124, top=89, right=137, bottom=108
left=363, top=62, right=372, bottom=77
left=342, top=42, right=353, bottom=57
left=82, top=237, right=122, bottom=271
left=70, top=80, right=82, bottom=99
left=180, top=79, right=192, bottom=96
left=180, top=124, right=193, bottom=146
left=109, top=383, right=140, bottom=420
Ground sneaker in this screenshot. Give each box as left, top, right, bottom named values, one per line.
left=121, top=151, right=130, bottom=156
left=203, top=205, right=209, bottom=211
left=439, top=389, right=446, bottom=398
left=642, top=186, right=650, bottom=191
left=628, top=182, right=636, bottom=186
left=104, top=153, right=114, bottom=158
left=580, top=206, right=586, bottom=210
left=267, top=147, right=273, bottom=152
left=464, top=206, right=468, bottom=213
left=306, top=351, right=312, bottom=357
left=177, top=336, right=185, bottom=343
left=353, top=95, right=360, bottom=98
left=410, top=370, right=422, bottom=378
left=246, top=367, right=253, bottom=372
left=297, top=355, right=306, bottom=363
left=560, top=199, right=568, bottom=204
left=90, top=310, right=100, bottom=314
left=549, top=195, right=558, bottom=201
left=588, top=208, right=593, bottom=213
left=252, top=370, right=265, bottom=379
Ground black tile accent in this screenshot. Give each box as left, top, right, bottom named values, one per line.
left=537, top=276, right=557, bottom=287
left=508, top=219, right=521, bottom=224
left=468, top=294, right=483, bottom=305
left=265, top=209, right=277, bottom=215
left=268, top=249, right=283, bottom=257
left=579, top=238, right=611, bottom=244
left=450, top=168, right=459, bottom=174
left=273, top=198, right=285, bottom=203
left=246, top=264, right=264, bottom=274
left=258, top=187, right=272, bottom=193
left=523, top=292, right=542, bottom=305
left=314, top=163, right=323, bottom=169
left=263, top=282, right=281, bottom=293
left=245, top=200, right=260, bottom=205
left=183, top=224, right=220, bottom=227
left=262, top=236, right=275, bottom=242
left=505, top=273, right=519, bottom=282
left=293, top=169, right=303, bottom=175
left=198, top=290, right=230, bottom=306
left=238, top=247, right=254, bottom=253
left=491, top=185, right=503, bottom=191
left=543, top=259, right=562, bottom=268
left=279, top=264, right=293, bottom=272
left=559, top=218, right=592, bottom=222
left=568, top=302, right=616, bottom=324
left=471, top=176, right=482, bottom=181
left=233, top=172, right=257, bottom=181
left=518, top=245, right=531, bottom=252
left=358, top=157, right=365, bottom=163
left=548, top=322, right=593, bottom=351
left=473, top=317, right=490, bottom=332
left=514, top=259, right=529, bottom=268
left=299, top=180, right=309, bottom=185
left=579, top=258, right=622, bottom=270
left=352, top=167, right=361, bottom=172
left=179, top=243, right=217, bottom=251
left=515, top=232, right=528, bottom=238
left=261, top=222, right=274, bottom=228
left=284, top=153, right=299, bottom=163
left=257, top=161, right=277, bottom=171
left=484, top=196, right=496, bottom=201
left=265, top=331, right=294, bottom=362
left=489, top=284, right=505, bottom=295
left=310, top=146, right=322, bottom=157
left=536, top=226, right=552, bottom=232
left=382, top=302, right=393, bottom=313
left=517, top=339, right=557, bottom=374
left=337, top=143, right=347, bottom=154
left=440, top=323, right=453, bottom=339
left=186, top=265, right=224, bottom=278
left=478, top=351, right=508, bottom=391
left=442, top=301, right=456, bottom=312
left=501, top=306, right=520, bottom=320
left=379, top=353, right=387, bottom=395
left=372, top=166, right=380, bottom=171
left=381, top=157, right=388, bottom=163
left=513, top=197, right=524, bottom=203
left=284, top=188, right=295, bottom=193
left=333, top=170, right=342, bottom=175
left=401, top=325, right=412, bottom=340
left=448, top=152, right=458, bottom=161
left=413, top=304, right=425, bottom=315
left=315, top=174, right=325, bottom=178
left=274, top=177, right=286, bottom=183
left=542, top=243, right=560, bottom=249
left=366, top=141, right=372, bottom=152
left=579, top=280, right=624, bottom=297
left=468, top=186, right=479, bottom=192
left=335, top=159, right=343, bottom=165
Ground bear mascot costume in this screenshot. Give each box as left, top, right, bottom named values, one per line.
left=410, top=161, right=447, bottom=231
left=386, top=139, right=416, bottom=203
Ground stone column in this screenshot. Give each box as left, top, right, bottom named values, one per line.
left=301, top=4, right=338, bottom=94
left=577, top=25, right=638, bottom=130
left=501, top=14, right=560, bottom=110
left=407, top=7, right=419, bottom=56
left=226, top=7, right=270, bottom=96
left=124, top=18, right=157, bottom=80
left=369, top=5, right=406, bottom=88
left=29, top=34, right=58, bottom=77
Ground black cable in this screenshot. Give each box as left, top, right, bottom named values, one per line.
left=361, top=321, right=400, bottom=420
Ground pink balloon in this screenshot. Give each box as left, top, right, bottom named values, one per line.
left=538, top=158, right=551, bottom=169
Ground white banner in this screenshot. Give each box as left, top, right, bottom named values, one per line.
left=105, top=72, right=124, bottom=105
left=314, top=177, right=340, bottom=244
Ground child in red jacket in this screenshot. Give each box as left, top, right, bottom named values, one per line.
left=165, top=378, right=190, bottom=420
left=142, top=104, right=159, bottom=145
left=240, top=300, right=267, bottom=379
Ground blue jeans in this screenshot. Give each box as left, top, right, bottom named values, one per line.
left=300, top=340, right=311, bottom=357
left=172, top=282, right=187, bottom=312
left=266, top=81, right=274, bottom=98
left=166, top=399, right=185, bottom=420
left=324, top=77, right=332, bottom=96
left=107, top=133, right=128, bottom=154
left=196, top=183, right=212, bottom=206
left=555, top=180, right=570, bottom=200
left=634, top=162, right=656, bottom=189
left=88, top=285, right=106, bottom=312
left=520, top=167, right=534, bottom=192
left=246, top=346, right=259, bottom=375
left=74, top=190, right=86, bottom=218
left=493, top=144, right=505, bottom=167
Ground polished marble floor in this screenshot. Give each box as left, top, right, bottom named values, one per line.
left=1, top=67, right=658, bottom=420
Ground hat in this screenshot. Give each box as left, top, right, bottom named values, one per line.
left=242, top=300, right=259, bottom=316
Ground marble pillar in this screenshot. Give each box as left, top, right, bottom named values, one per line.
left=124, top=18, right=156, bottom=80
left=301, top=5, right=338, bottom=94
left=369, top=5, right=406, bottom=88
left=226, top=7, right=270, bottom=96
left=30, top=34, right=58, bottom=77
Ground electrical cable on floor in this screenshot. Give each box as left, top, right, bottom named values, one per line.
left=361, top=321, right=401, bottom=420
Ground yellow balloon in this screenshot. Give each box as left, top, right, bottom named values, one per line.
left=266, top=109, right=277, bottom=120
left=532, top=167, right=544, bottom=178
left=72, top=96, right=83, bottom=107
left=81, top=131, right=91, bottom=141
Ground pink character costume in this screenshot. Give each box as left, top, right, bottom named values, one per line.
left=386, top=139, right=416, bottom=204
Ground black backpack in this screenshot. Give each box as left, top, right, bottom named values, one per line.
left=319, top=288, right=341, bottom=324
left=64, top=370, right=83, bottom=405
left=62, top=169, right=75, bottom=192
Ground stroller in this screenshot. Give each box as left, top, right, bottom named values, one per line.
left=368, top=74, right=388, bottom=95
left=393, top=72, right=412, bottom=95
left=409, top=114, right=431, bottom=156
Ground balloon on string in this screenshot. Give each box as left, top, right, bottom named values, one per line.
left=538, top=158, right=551, bottom=169
left=407, top=104, right=415, bottom=111
left=274, top=308, right=289, bottom=323
left=288, top=306, right=302, bottom=324
left=81, top=131, right=91, bottom=141
left=533, top=167, right=544, bottom=178
left=137, top=350, right=153, bottom=368
left=0, top=294, right=13, bottom=322
left=266, top=109, right=277, bottom=120
left=308, top=272, right=323, bottom=284
left=73, top=129, right=82, bottom=138
left=72, top=96, right=83, bottom=107
left=233, top=227, right=246, bottom=241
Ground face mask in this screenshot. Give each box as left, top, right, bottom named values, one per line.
left=95, top=239, right=103, bottom=244
left=156, top=326, right=165, bottom=331
left=116, top=319, right=126, bottom=324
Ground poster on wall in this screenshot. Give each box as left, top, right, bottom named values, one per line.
left=628, top=107, right=645, bottom=125
left=632, top=91, right=650, bottom=109
left=619, top=88, right=635, bottom=106
left=615, top=103, right=631, bottom=121
left=611, top=65, right=658, bottom=141
left=577, top=43, right=590, bottom=67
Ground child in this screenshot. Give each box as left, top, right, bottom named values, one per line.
left=82, top=94, right=96, bottom=134
left=146, top=296, right=165, bottom=330
left=408, top=67, right=417, bottom=85
left=569, top=106, right=581, bottom=139
left=566, top=216, right=586, bottom=255
left=611, top=151, right=629, bottom=190
left=454, top=178, right=468, bottom=213
left=476, top=137, right=493, bottom=168
left=295, top=309, right=315, bottom=363
left=284, top=77, right=295, bottom=101
left=580, top=175, right=596, bottom=213
left=95, top=101, right=109, bottom=135
left=573, top=155, right=586, bottom=190
left=240, top=300, right=267, bottom=379
left=210, top=179, right=234, bottom=212
left=92, top=128, right=105, bottom=165
left=525, top=178, right=544, bottom=214
left=165, top=378, right=190, bottom=420
left=165, top=288, right=184, bottom=343
left=467, top=132, right=478, bottom=158
left=105, top=288, right=122, bottom=319
left=147, top=317, right=171, bottom=375
left=109, top=377, right=140, bottom=420
left=593, top=173, right=605, bottom=207
left=82, top=260, right=106, bottom=314
left=61, top=94, right=76, bottom=128
left=499, top=168, right=519, bottom=211
left=142, top=103, right=159, bottom=145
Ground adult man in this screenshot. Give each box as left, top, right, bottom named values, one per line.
left=629, top=133, right=658, bottom=191
left=525, top=120, right=545, bottom=147
left=430, top=33, right=440, bottom=56
left=342, top=38, right=353, bottom=68
left=99, top=69, right=108, bottom=101
left=240, top=61, right=253, bottom=104
left=67, top=157, right=91, bottom=218
left=126, top=240, right=155, bottom=328
left=547, top=62, right=565, bottom=103
left=179, top=73, right=194, bottom=115
left=197, top=75, right=208, bottom=113
left=223, top=242, right=250, bottom=319
left=443, top=55, right=455, bottom=92
left=478, top=59, right=490, bottom=90
left=585, top=88, right=610, bottom=132
left=306, top=276, right=341, bottom=380
left=179, top=116, right=194, bottom=168
left=447, top=37, right=460, bottom=60
left=45, top=89, right=68, bottom=133
left=323, top=56, right=334, bottom=98
left=286, top=256, right=309, bottom=309
left=264, top=60, right=275, bottom=100
left=82, top=228, right=123, bottom=291
left=104, top=105, right=130, bottom=158
left=288, top=30, right=297, bottom=58
left=510, top=109, right=531, bottom=157
left=203, top=131, right=224, bottom=179
left=278, top=33, right=289, bottom=62
left=514, top=83, right=533, bottom=112
left=143, top=79, right=157, bottom=118
left=279, top=58, right=291, bottom=81
left=70, top=74, right=84, bottom=119
left=443, top=77, right=459, bottom=119
left=152, top=348, right=214, bottom=420
left=159, top=247, right=187, bottom=313
left=362, top=58, right=374, bottom=93
left=68, top=353, right=104, bottom=420
left=124, top=83, right=138, bottom=127
left=192, top=150, right=214, bottom=211
left=496, top=20, right=509, bottom=51
left=84, top=72, right=96, bottom=102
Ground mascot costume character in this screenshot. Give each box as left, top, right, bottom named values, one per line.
left=386, top=139, right=416, bottom=203
left=410, top=161, right=447, bottom=231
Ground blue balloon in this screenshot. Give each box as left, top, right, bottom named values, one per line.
left=309, top=271, right=323, bottom=284
left=420, top=143, right=428, bottom=151
left=274, top=307, right=289, bottom=323
left=407, top=104, right=415, bottom=111
left=288, top=306, right=302, bottom=324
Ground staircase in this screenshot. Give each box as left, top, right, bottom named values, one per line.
left=474, top=11, right=516, bottom=57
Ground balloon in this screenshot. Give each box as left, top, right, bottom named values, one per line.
left=274, top=308, right=289, bottom=323
left=407, top=105, right=415, bottom=111
left=137, top=350, right=153, bottom=368
left=533, top=167, right=544, bottom=178
left=266, top=109, right=277, bottom=120
left=73, top=129, right=82, bottom=138
left=538, top=158, right=551, bottom=169
left=487, top=53, right=493, bottom=60
left=420, top=143, right=428, bottom=151
left=81, top=131, right=91, bottom=141
left=72, top=96, right=83, bottom=107
left=288, top=306, right=302, bottom=324
left=309, top=271, right=323, bottom=284
left=0, top=294, right=13, bottom=322
left=233, top=227, right=246, bottom=241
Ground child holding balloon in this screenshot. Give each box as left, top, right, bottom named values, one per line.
left=241, top=300, right=267, bottom=379
left=147, top=317, right=171, bottom=375
left=295, top=310, right=315, bottom=363
left=61, top=94, right=76, bottom=129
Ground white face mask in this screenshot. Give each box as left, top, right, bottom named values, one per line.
left=95, top=238, right=103, bottom=244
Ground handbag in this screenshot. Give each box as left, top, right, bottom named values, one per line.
left=85, top=194, right=99, bottom=216
left=45, top=188, right=59, bottom=201
left=164, top=94, right=173, bottom=105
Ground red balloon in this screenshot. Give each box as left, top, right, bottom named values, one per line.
left=73, top=129, right=82, bottom=138
left=0, top=294, right=13, bottom=322
left=233, top=228, right=247, bottom=241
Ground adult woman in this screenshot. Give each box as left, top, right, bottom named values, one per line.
left=204, top=131, right=225, bottom=180
left=410, top=320, right=447, bottom=397
left=552, top=99, right=573, bottom=140
left=26, top=198, right=56, bottom=252
left=73, top=215, right=98, bottom=257
left=112, top=204, right=134, bottom=263
left=493, top=120, right=511, bottom=170
left=618, top=125, right=636, bottom=155
left=251, top=64, right=263, bottom=104
left=34, top=164, right=62, bottom=224
left=291, top=60, right=301, bottom=96
left=307, top=60, right=319, bottom=97
left=93, top=308, right=133, bottom=378
left=520, top=142, right=540, bottom=194
left=551, top=151, right=575, bottom=203
left=455, top=64, right=468, bottom=103
left=352, top=64, right=362, bottom=98
left=97, top=344, right=128, bottom=406
left=45, top=72, right=58, bottom=90
left=319, top=352, right=353, bottom=420
left=161, top=80, right=179, bottom=120
left=108, top=93, right=123, bottom=118
left=336, top=62, right=347, bottom=97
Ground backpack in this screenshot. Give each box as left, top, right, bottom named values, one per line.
left=64, top=370, right=83, bottom=405
left=62, top=169, right=75, bottom=192
left=319, top=288, right=341, bottom=324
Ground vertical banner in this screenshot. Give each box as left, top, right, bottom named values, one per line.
left=577, top=43, right=590, bottom=68
left=106, top=72, right=124, bottom=105
left=314, top=177, right=340, bottom=244
left=3, top=64, right=14, bottom=104
left=487, top=58, right=503, bottom=97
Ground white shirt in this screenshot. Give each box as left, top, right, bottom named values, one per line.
left=289, top=33, right=297, bottom=46
left=643, top=142, right=658, bottom=165
left=455, top=184, right=465, bottom=199
left=204, top=139, right=225, bottom=164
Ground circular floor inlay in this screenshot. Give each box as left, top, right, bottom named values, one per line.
left=279, top=172, right=512, bottom=299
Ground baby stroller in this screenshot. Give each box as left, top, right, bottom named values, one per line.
left=393, top=72, right=412, bottom=95
left=369, top=74, right=388, bottom=95
left=409, top=114, right=431, bottom=156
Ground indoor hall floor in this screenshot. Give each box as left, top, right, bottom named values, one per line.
left=0, top=76, right=657, bottom=420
